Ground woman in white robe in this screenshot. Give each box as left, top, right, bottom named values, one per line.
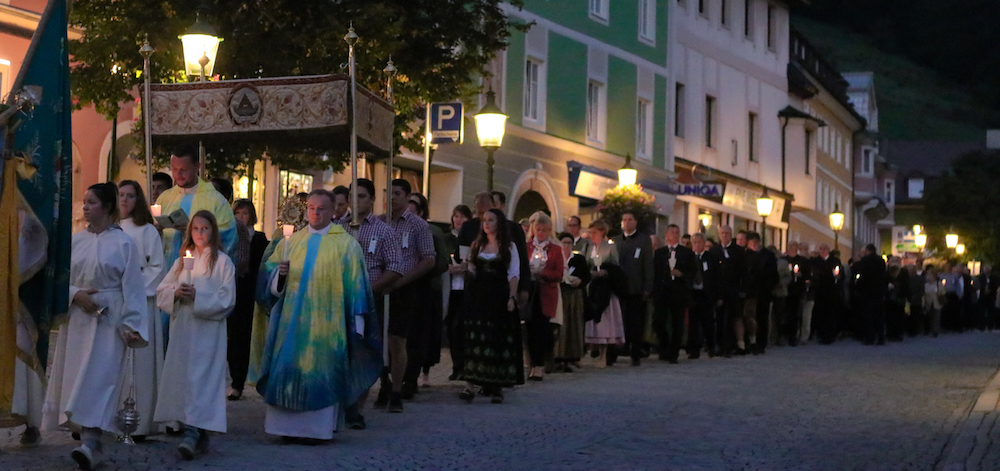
left=154, top=210, right=235, bottom=460
left=42, top=183, right=148, bottom=470
left=117, top=180, right=165, bottom=439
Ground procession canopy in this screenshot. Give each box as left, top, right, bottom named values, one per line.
left=148, top=74, right=394, bottom=157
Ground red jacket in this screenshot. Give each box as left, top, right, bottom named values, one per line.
left=527, top=239, right=564, bottom=318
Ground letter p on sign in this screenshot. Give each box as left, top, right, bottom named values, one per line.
left=429, top=102, right=464, bottom=144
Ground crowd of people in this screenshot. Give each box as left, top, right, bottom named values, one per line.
left=4, top=143, right=998, bottom=470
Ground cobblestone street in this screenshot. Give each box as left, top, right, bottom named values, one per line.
left=3, top=331, right=999, bottom=470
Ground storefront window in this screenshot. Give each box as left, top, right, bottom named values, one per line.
left=278, top=170, right=313, bottom=213
left=234, top=163, right=267, bottom=231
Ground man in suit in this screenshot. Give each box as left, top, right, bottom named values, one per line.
left=610, top=212, right=654, bottom=366
left=653, top=224, right=697, bottom=363
left=565, top=215, right=593, bottom=255
left=853, top=244, right=887, bottom=345
left=742, top=232, right=778, bottom=354
left=688, top=232, right=720, bottom=358
left=710, top=225, right=745, bottom=357
left=811, top=243, right=844, bottom=344
left=785, top=241, right=810, bottom=346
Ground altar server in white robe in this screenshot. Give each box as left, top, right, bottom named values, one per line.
left=42, top=183, right=149, bottom=471
left=155, top=209, right=235, bottom=460
left=117, top=180, right=165, bottom=439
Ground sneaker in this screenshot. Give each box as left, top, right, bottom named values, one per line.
left=20, top=426, right=41, bottom=448
left=195, top=430, right=210, bottom=453
left=348, top=414, right=367, bottom=430
left=388, top=392, right=404, bottom=413
left=71, top=445, right=99, bottom=470
left=177, top=437, right=197, bottom=460
left=373, top=387, right=390, bottom=408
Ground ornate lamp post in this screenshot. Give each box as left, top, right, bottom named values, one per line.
left=829, top=203, right=845, bottom=253
left=179, top=5, right=222, bottom=176
left=474, top=90, right=507, bottom=191
left=618, top=153, right=637, bottom=187
left=179, top=5, right=222, bottom=81
left=915, top=233, right=927, bottom=249
left=756, top=188, right=774, bottom=246
left=956, top=243, right=966, bottom=255
left=946, top=231, right=959, bottom=249
left=139, top=35, right=154, bottom=195
left=344, top=25, right=360, bottom=228
left=698, top=212, right=713, bottom=232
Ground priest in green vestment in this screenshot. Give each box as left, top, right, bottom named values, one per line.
left=256, top=190, right=382, bottom=441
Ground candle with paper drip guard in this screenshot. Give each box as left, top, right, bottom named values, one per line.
left=282, top=224, right=295, bottom=260
left=833, top=265, right=840, bottom=277
left=150, top=204, right=161, bottom=217
left=669, top=249, right=677, bottom=280
left=183, top=250, right=195, bottom=284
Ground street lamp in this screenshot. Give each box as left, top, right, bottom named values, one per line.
left=915, top=233, right=927, bottom=248
left=618, top=153, right=637, bottom=187
left=913, top=224, right=922, bottom=236
left=956, top=243, right=966, bottom=255
left=474, top=89, right=507, bottom=191
left=829, top=203, right=844, bottom=253
left=757, top=188, right=774, bottom=246
left=946, top=232, right=959, bottom=249
left=179, top=5, right=222, bottom=80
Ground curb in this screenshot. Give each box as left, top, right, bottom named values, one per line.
left=940, top=365, right=1000, bottom=471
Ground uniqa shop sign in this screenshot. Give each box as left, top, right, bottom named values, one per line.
left=670, top=183, right=725, bottom=197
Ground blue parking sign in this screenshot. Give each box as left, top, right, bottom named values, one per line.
left=429, top=102, right=464, bottom=144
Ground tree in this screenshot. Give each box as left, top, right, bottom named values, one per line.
left=69, top=0, right=526, bottom=176
left=922, top=149, right=1000, bottom=263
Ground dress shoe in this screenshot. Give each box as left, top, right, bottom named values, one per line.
left=448, top=371, right=462, bottom=381
left=733, top=348, right=747, bottom=356
left=348, top=415, right=367, bottom=430
left=72, top=444, right=99, bottom=470
left=401, top=381, right=417, bottom=400
left=227, top=388, right=243, bottom=401
left=373, top=387, right=390, bottom=408
left=687, top=353, right=700, bottom=360
left=459, top=389, right=476, bottom=403
left=20, top=426, right=41, bottom=448
left=388, top=392, right=404, bottom=413
left=490, top=390, right=504, bottom=404
left=177, top=437, right=197, bottom=460
left=630, top=357, right=641, bottom=367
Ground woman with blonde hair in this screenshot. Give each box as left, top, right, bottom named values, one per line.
left=583, top=219, right=626, bottom=367
left=524, top=212, right=564, bottom=380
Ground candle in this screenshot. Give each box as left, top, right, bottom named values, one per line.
left=183, top=249, right=195, bottom=284
left=150, top=204, right=161, bottom=217
left=793, top=264, right=799, bottom=274
left=282, top=224, right=294, bottom=260
left=834, top=266, right=840, bottom=277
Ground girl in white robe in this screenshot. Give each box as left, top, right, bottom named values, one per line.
left=42, top=183, right=149, bottom=470
left=154, top=210, right=235, bottom=460
left=117, top=180, right=165, bottom=439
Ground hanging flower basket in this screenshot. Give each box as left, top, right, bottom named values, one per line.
left=597, top=184, right=657, bottom=234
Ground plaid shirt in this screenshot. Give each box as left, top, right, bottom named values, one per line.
left=339, top=212, right=404, bottom=283
left=379, top=210, right=435, bottom=276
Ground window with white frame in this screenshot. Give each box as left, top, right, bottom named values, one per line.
left=705, top=95, right=716, bottom=148
left=636, top=99, right=653, bottom=158
left=743, top=0, right=753, bottom=38
left=766, top=4, right=776, bottom=50
left=908, top=178, right=924, bottom=199
left=586, top=80, right=606, bottom=144
left=884, top=180, right=895, bottom=205
left=675, top=83, right=686, bottom=138
left=0, top=59, right=9, bottom=101
left=523, top=59, right=542, bottom=122
left=639, top=0, right=656, bottom=44
left=805, top=129, right=813, bottom=175
left=861, top=148, right=873, bottom=175
left=589, top=0, right=610, bottom=23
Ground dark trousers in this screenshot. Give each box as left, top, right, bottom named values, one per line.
left=619, top=293, right=648, bottom=360
left=784, top=295, right=802, bottom=346
left=860, top=299, right=885, bottom=343
left=525, top=315, right=554, bottom=367
left=445, top=289, right=466, bottom=375
left=687, top=290, right=715, bottom=355
left=756, top=294, right=772, bottom=350
left=227, top=275, right=255, bottom=391
left=654, top=297, right=687, bottom=360
left=886, top=301, right=906, bottom=339
left=718, top=295, right=743, bottom=353
left=814, top=295, right=838, bottom=344
left=907, top=303, right=925, bottom=337
left=943, top=292, right=962, bottom=331
left=403, top=280, right=432, bottom=385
